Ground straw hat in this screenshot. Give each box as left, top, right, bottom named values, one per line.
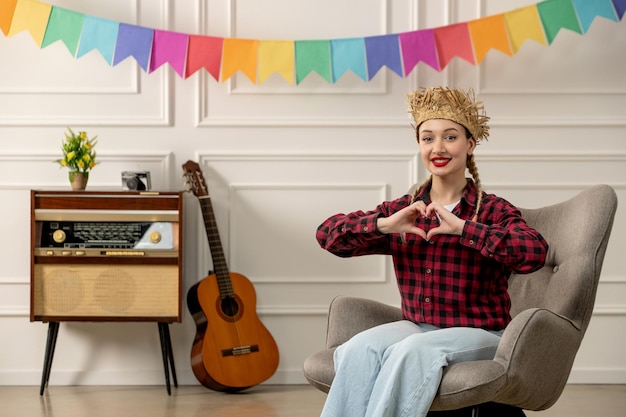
left=407, top=87, right=490, bottom=143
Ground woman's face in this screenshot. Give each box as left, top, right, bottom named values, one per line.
left=417, top=119, right=476, bottom=180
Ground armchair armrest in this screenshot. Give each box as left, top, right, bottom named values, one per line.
left=432, top=308, right=582, bottom=411
left=492, top=308, right=582, bottom=410
left=326, top=295, right=402, bottom=348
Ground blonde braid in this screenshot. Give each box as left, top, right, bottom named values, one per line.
left=466, top=154, right=482, bottom=221
left=411, top=175, right=432, bottom=203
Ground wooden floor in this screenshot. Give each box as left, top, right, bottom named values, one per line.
left=1, top=384, right=624, bottom=417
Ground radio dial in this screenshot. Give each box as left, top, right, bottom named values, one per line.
left=150, top=231, right=162, bottom=244
left=53, top=230, right=66, bottom=243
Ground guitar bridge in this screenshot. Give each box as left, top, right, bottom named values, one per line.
left=221, top=344, right=260, bottom=357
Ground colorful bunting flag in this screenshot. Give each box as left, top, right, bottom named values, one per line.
left=1, top=0, right=624, bottom=83
left=468, top=14, right=512, bottom=64
left=571, top=0, right=618, bottom=33
left=41, top=7, right=84, bottom=55
left=294, top=40, right=331, bottom=84
left=0, top=0, right=18, bottom=36
left=434, top=23, right=475, bottom=69
left=503, top=5, right=547, bottom=53
left=537, top=0, right=582, bottom=44
left=150, top=29, right=188, bottom=78
left=7, top=0, right=52, bottom=47
left=221, top=38, right=259, bottom=83
left=614, top=0, right=626, bottom=19
left=258, top=40, right=295, bottom=84
left=186, top=35, right=223, bottom=80
left=113, top=24, right=154, bottom=72
left=330, top=38, right=367, bottom=82
left=399, top=29, right=439, bottom=73
left=76, top=16, right=119, bottom=64
left=364, top=34, right=403, bottom=80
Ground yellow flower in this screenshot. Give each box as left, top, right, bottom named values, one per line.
left=55, top=128, right=98, bottom=173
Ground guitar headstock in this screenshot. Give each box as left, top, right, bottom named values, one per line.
left=182, top=160, right=209, bottom=198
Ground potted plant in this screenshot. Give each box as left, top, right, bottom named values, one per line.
left=55, top=128, right=98, bottom=190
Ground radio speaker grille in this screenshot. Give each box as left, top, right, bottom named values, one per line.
left=33, top=264, right=179, bottom=318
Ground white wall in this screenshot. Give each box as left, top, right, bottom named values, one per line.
left=0, top=0, right=625, bottom=387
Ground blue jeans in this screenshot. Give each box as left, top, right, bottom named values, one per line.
left=320, top=320, right=503, bottom=417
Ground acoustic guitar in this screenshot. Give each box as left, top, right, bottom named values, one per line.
left=182, top=160, right=279, bottom=392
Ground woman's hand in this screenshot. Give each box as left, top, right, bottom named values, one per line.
left=424, top=202, right=465, bottom=238
left=376, top=200, right=428, bottom=241
left=376, top=200, right=465, bottom=241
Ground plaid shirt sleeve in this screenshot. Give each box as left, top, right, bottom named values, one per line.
left=460, top=196, right=548, bottom=274
left=315, top=196, right=410, bottom=257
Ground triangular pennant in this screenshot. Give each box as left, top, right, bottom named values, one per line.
left=185, top=35, right=223, bottom=80
left=0, top=0, right=18, bottom=36
left=398, top=29, right=439, bottom=73
left=294, top=40, right=331, bottom=84
left=503, top=5, right=547, bottom=53
left=364, top=34, right=403, bottom=80
left=150, top=29, right=189, bottom=78
left=41, top=6, right=85, bottom=55
left=571, top=0, right=618, bottom=33
left=221, top=38, right=259, bottom=83
left=537, top=0, right=582, bottom=44
left=112, top=23, right=154, bottom=72
left=468, top=14, right=512, bottom=64
left=258, top=40, right=295, bottom=84
left=76, top=16, right=119, bottom=64
left=613, top=0, right=626, bottom=19
left=330, top=38, right=367, bottom=82
left=7, top=0, right=52, bottom=47
left=433, top=22, right=474, bottom=69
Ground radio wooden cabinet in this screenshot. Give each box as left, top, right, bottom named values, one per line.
left=30, top=190, right=183, bottom=394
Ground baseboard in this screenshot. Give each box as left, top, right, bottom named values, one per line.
left=568, top=368, right=626, bottom=384
left=4, top=368, right=622, bottom=387
left=0, top=368, right=310, bottom=386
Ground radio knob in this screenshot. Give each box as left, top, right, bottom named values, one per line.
left=150, top=231, right=162, bottom=244
left=53, top=230, right=66, bottom=243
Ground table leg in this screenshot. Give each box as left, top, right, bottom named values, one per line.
left=158, top=322, right=178, bottom=395
left=39, top=322, right=60, bottom=395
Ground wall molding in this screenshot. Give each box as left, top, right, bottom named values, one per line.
left=0, top=151, right=175, bottom=190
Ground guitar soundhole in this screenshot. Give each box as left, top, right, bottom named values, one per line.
left=221, top=296, right=239, bottom=317
left=216, top=295, right=243, bottom=322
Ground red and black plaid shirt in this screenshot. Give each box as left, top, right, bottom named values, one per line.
left=316, top=180, right=548, bottom=331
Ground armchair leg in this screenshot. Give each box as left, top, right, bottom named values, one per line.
left=427, top=407, right=474, bottom=416
left=426, top=403, right=526, bottom=417
left=475, top=403, right=526, bottom=416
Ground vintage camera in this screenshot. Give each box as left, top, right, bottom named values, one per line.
left=121, top=171, right=151, bottom=191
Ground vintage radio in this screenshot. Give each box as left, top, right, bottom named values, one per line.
left=30, top=191, right=183, bottom=322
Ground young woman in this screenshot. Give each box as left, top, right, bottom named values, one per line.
left=315, top=87, right=549, bottom=417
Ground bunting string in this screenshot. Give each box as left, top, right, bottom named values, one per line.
left=1, top=0, right=624, bottom=84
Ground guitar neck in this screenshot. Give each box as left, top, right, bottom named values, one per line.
left=199, top=196, right=234, bottom=297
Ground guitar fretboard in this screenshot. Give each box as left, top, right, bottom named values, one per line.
left=199, top=196, right=234, bottom=297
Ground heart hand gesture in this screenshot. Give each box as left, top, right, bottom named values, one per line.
left=376, top=200, right=465, bottom=241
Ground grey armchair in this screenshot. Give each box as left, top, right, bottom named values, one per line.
left=303, top=184, right=618, bottom=415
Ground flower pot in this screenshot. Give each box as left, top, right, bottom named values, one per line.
left=69, top=171, right=89, bottom=191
